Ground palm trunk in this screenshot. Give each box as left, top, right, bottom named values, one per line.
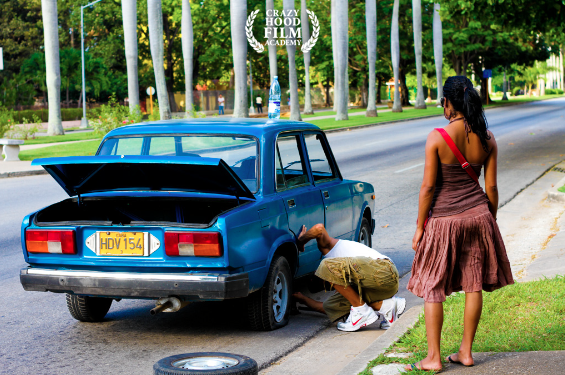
left=377, top=76, right=382, bottom=103
left=267, top=0, right=277, bottom=85
left=433, top=3, right=443, bottom=106
left=284, top=0, right=302, bottom=121
left=230, top=0, right=248, bottom=118
left=301, top=0, right=313, bottom=115
left=365, top=0, right=377, bottom=117
left=333, top=0, right=349, bottom=120
left=122, top=0, right=140, bottom=112
left=148, top=0, right=172, bottom=120
left=182, top=0, right=194, bottom=114
left=412, top=0, right=426, bottom=109
left=41, top=0, right=64, bottom=135
left=391, top=0, right=402, bottom=112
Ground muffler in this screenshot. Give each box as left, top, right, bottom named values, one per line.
left=150, top=297, right=190, bottom=315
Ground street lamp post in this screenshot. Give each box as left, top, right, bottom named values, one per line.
left=247, top=60, right=255, bottom=114
left=80, top=0, right=103, bottom=128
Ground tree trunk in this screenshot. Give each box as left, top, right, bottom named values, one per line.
left=433, top=3, right=443, bottom=105
left=267, top=0, right=278, bottom=86
left=412, top=0, right=426, bottom=109
left=480, top=77, right=492, bottom=104
left=332, top=0, right=349, bottom=120
left=365, top=0, right=377, bottom=117
left=301, top=0, right=313, bottom=115
left=182, top=0, right=194, bottom=115
left=41, top=0, right=64, bottom=135
left=163, top=15, right=178, bottom=114
left=399, top=65, right=410, bottom=106
left=284, top=0, right=302, bottom=121
left=230, top=0, right=248, bottom=118
left=325, top=78, right=331, bottom=107
left=122, top=0, right=140, bottom=112
left=148, top=0, right=172, bottom=120
left=391, top=0, right=402, bottom=112
left=376, top=76, right=382, bottom=103
left=502, top=68, right=509, bottom=100
left=77, top=90, right=81, bottom=109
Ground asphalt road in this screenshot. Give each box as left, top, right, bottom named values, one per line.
left=1, top=98, right=564, bottom=374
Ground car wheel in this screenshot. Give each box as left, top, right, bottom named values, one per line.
left=153, top=352, right=258, bottom=375
left=247, top=255, right=291, bottom=331
left=358, top=217, right=372, bottom=248
left=66, top=294, right=112, bottom=322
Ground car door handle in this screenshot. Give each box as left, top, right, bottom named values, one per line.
left=323, top=191, right=330, bottom=199
left=287, top=199, right=296, bottom=208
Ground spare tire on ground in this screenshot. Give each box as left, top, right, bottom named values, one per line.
left=153, top=352, right=258, bottom=375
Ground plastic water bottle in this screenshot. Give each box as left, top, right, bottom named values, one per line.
left=268, top=76, right=281, bottom=119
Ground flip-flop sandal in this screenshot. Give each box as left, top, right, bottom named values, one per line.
left=405, top=361, right=442, bottom=373
left=447, top=355, right=474, bottom=367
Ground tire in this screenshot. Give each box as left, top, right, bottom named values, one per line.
left=66, top=294, right=112, bottom=322
left=153, top=352, right=258, bottom=375
left=358, top=217, right=372, bottom=248
left=247, top=256, right=291, bottom=331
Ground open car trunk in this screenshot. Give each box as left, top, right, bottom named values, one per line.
left=34, top=196, right=246, bottom=228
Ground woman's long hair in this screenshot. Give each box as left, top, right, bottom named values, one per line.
left=443, top=76, right=490, bottom=152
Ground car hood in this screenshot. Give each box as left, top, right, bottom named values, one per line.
left=32, top=155, right=255, bottom=199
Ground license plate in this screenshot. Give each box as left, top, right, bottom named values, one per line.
left=97, top=231, right=147, bottom=256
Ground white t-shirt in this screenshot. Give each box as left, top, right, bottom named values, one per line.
left=324, top=240, right=390, bottom=260
left=218, top=97, right=225, bottom=105
left=256, top=97, right=262, bottom=104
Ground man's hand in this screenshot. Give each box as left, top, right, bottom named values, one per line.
left=297, top=225, right=308, bottom=252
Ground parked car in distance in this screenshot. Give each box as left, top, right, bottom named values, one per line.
left=20, top=118, right=376, bottom=331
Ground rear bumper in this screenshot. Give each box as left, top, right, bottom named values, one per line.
left=20, top=268, right=249, bottom=300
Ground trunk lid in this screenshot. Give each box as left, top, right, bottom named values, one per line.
left=32, top=155, right=255, bottom=200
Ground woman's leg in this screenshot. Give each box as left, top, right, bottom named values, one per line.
left=406, top=302, right=443, bottom=371
left=447, top=291, right=482, bottom=366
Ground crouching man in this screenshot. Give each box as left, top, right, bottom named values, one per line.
left=293, top=224, right=406, bottom=332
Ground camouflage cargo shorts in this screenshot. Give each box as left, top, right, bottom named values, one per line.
left=315, top=256, right=399, bottom=322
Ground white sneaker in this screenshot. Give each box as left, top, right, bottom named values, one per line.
left=379, top=297, right=406, bottom=330
left=337, top=305, right=379, bottom=332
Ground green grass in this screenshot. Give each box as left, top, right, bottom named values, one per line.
left=558, top=185, right=565, bottom=193
left=19, top=140, right=101, bottom=161
left=360, top=276, right=565, bottom=375
left=21, top=131, right=101, bottom=145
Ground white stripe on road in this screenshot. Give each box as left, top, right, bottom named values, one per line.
left=394, top=162, right=424, bottom=173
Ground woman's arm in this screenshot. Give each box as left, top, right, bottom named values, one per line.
left=413, top=131, right=440, bottom=250
left=483, top=134, right=499, bottom=219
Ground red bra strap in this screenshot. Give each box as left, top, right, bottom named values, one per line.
left=435, top=128, right=480, bottom=185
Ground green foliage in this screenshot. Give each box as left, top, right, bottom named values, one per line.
left=546, top=89, right=564, bottom=95
left=91, top=94, right=137, bottom=135
left=6, top=115, right=39, bottom=140
left=513, top=87, right=523, bottom=96
left=0, top=108, right=15, bottom=138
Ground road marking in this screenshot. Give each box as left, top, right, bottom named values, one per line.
left=394, top=163, right=424, bottom=173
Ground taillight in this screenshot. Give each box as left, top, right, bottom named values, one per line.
left=26, top=230, right=76, bottom=254
left=164, top=232, right=222, bottom=257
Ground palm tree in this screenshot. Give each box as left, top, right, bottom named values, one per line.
left=412, top=0, right=426, bottom=109
left=433, top=3, right=443, bottom=105
left=301, top=0, right=313, bottom=115
left=365, top=0, right=377, bottom=117
left=148, top=0, right=172, bottom=120
left=59, top=49, right=81, bottom=106
left=231, top=0, right=248, bottom=118
left=21, top=53, right=47, bottom=105
left=267, top=0, right=277, bottom=85
left=333, top=0, right=349, bottom=120
left=122, top=0, right=140, bottom=112
left=391, top=0, right=402, bottom=112
left=41, top=0, right=64, bottom=135
left=283, top=0, right=302, bottom=121
left=182, top=0, right=194, bottom=114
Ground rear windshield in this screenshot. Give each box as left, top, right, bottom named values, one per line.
left=98, top=135, right=259, bottom=193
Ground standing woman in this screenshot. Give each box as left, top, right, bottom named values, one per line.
left=405, top=76, right=514, bottom=372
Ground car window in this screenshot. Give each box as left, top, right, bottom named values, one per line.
left=276, top=134, right=309, bottom=190
left=303, top=133, right=336, bottom=183
left=98, top=135, right=259, bottom=193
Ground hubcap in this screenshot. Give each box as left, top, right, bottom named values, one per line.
left=173, top=356, right=239, bottom=370
left=359, top=226, right=370, bottom=246
left=272, top=271, right=288, bottom=322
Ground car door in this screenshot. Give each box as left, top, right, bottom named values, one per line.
left=303, top=132, right=354, bottom=240
left=275, top=133, right=325, bottom=276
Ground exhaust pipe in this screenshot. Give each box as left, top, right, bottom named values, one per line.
left=150, top=297, right=189, bottom=315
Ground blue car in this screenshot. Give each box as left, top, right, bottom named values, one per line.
left=20, top=118, right=375, bottom=331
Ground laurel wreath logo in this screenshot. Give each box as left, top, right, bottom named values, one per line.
left=301, top=10, right=319, bottom=53
left=246, top=10, right=264, bottom=53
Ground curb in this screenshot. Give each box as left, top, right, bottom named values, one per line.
left=0, top=169, right=47, bottom=179
left=335, top=305, right=423, bottom=375
left=547, top=176, right=565, bottom=203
